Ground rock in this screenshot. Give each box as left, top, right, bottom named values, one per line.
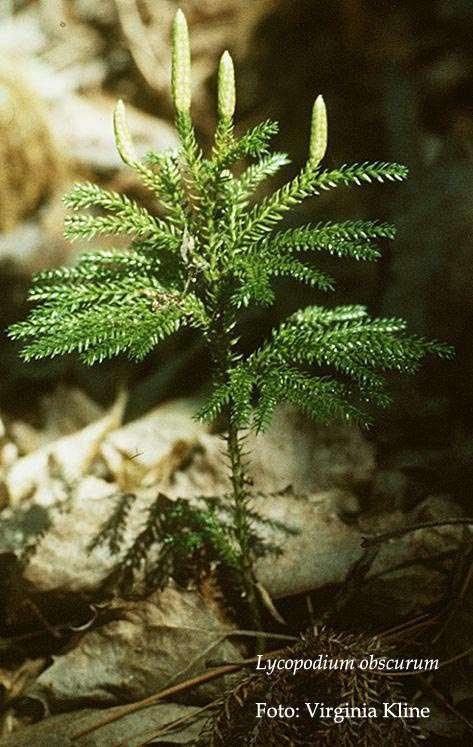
left=0, top=503, right=51, bottom=555
left=21, top=481, right=363, bottom=596
left=8, top=421, right=42, bottom=456
left=19, top=487, right=466, bottom=607
left=52, top=399, right=374, bottom=500
left=104, top=399, right=207, bottom=473
left=0, top=442, right=18, bottom=471
left=412, top=494, right=464, bottom=521
left=102, top=399, right=230, bottom=498
left=5, top=396, right=462, bottom=607
left=26, top=586, right=241, bottom=710
left=22, top=477, right=118, bottom=592
left=256, top=494, right=465, bottom=601
left=347, top=495, right=466, bottom=620
left=158, top=432, right=231, bottom=500
left=353, top=566, right=447, bottom=621
left=254, top=493, right=363, bottom=598
left=248, top=405, right=375, bottom=495
left=5, top=388, right=105, bottom=459
left=5, top=395, right=374, bottom=510
left=365, top=494, right=465, bottom=577
left=0, top=221, right=43, bottom=268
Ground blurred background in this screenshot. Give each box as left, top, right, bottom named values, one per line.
left=1, top=0, right=472, bottom=506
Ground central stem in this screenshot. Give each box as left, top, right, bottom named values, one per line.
left=226, top=409, right=262, bottom=631
left=209, top=308, right=262, bottom=630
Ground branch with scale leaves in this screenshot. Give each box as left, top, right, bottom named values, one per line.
left=265, top=219, right=397, bottom=261
left=236, top=161, right=408, bottom=247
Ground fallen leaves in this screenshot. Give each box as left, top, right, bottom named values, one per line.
left=26, top=586, right=241, bottom=709
left=0, top=701, right=206, bottom=745
left=0, top=390, right=468, bottom=744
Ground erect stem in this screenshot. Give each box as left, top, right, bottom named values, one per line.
left=226, top=411, right=262, bottom=631
left=209, top=309, right=262, bottom=631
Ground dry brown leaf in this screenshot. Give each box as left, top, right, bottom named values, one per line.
left=5, top=392, right=126, bottom=506
left=0, top=701, right=206, bottom=745
left=25, top=586, right=241, bottom=710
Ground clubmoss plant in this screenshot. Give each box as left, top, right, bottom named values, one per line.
left=9, top=10, right=452, bottom=625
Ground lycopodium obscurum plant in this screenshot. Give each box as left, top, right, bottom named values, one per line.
left=9, top=11, right=453, bottom=625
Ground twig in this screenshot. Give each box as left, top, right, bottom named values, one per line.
left=369, top=550, right=456, bottom=580
left=432, top=531, right=473, bottom=644
left=416, top=674, right=473, bottom=734
left=158, top=629, right=297, bottom=692
left=306, top=594, right=315, bottom=627
left=256, top=582, right=287, bottom=625
left=379, top=612, right=438, bottom=641
left=327, top=545, right=380, bottom=618
left=136, top=699, right=219, bottom=746
left=361, top=518, right=473, bottom=547
left=437, top=644, right=473, bottom=669
left=371, top=644, right=473, bottom=678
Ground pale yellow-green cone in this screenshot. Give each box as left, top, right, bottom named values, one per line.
left=113, top=99, right=138, bottom=166
left=172, top=9, right=191, bottom=113
left=309, top=94, right=327, bottom=166
left=218, top=51, right=236, bottom=119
